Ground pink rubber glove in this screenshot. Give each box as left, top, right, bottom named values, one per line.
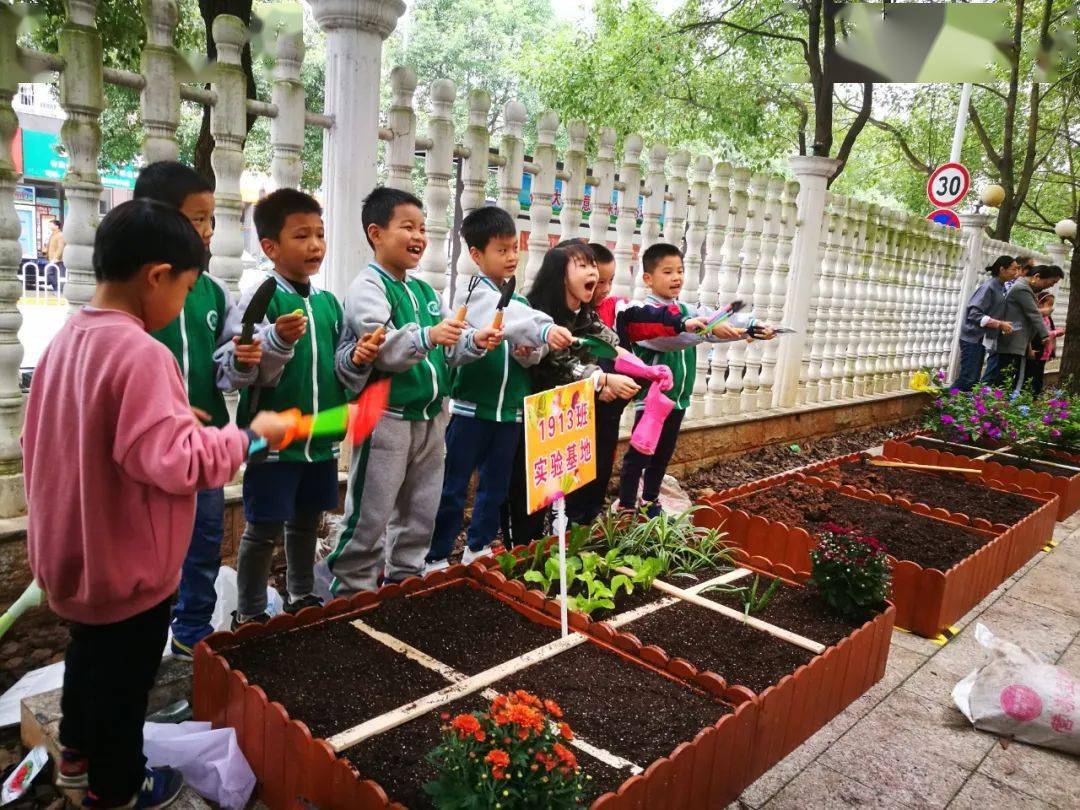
left=615, top=353, right=674, bottom=392
left=630, top=382, right=676, bottom=456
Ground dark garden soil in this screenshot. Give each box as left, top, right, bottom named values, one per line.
left=362, top=584, right=559, bottom=675
left=814, top=457, right=1041, bottom=525
left=731, top=482, right=989, bottom=571
left=494, top=641, right=731, bottom=768
left=623, top=601, right=812, bottom=694
left=221, top=618, right=448, bottom=739
left=909, top=437, right=1079, bottom=477
left=343, top=695, right=628, bottom=808
left=683, top=419, right=921, bottom=498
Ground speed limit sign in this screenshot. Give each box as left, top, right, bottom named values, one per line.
left=927, top=163, right=970, bottom=208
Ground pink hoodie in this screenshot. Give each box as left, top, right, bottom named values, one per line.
left=23, top=309, right=249, bottom=625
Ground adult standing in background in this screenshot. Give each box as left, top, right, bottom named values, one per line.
left=953, top=255, right=1018, bottom=391
left=991, top=264, right=1065, bottom=395
left=45, top=219, right=65, bottom=292
left=1005, top=256, right=1035, bottom=294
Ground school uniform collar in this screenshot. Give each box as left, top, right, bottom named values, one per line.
left=645, top=292, right=676, bottom=306
left=369, top=261, right=413, bottom=285
left=266, top=268, right=317, bottom=297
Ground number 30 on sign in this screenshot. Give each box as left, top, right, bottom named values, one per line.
left=926, top=162, right=970, bottom=209
left=523, top=380, right=597, bottom=514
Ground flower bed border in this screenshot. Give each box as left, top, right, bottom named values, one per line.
left=695, top=478, right=1007, bottom=637
left=194, top=559, right=893, bottom=808
left=884, top=437, right=1080, bottom=520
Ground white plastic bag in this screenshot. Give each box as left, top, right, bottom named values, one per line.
left=953, top=623, right=1080, bottom=755
left=209, top=566, right=283, bottom=633
left=143, top=721, right=255, bottom=810
left=637, top=475, right=694, bottom=515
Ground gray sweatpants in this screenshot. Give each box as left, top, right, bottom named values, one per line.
left=327, top=411, right=448, bottom=595
left=236, top=510, right=320, bottom=617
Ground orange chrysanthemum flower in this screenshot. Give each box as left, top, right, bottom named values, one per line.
left=451, top=714, right=481, bottom=738
left=558, top=722, right=574, bottom=741
left=485, top=749, right=510, bottom=768
left=543, top=699, right=563, bottom=718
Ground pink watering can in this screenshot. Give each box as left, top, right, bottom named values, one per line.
left=614, top=354, right=675, bottom=456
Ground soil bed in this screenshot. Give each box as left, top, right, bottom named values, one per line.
left=362, top=584, right=560, bottom=675
left=221, top=619, right=448, bottom=739
left=700, top=580, right=862, bottom=647
left=815, top=457, right=1041, bottom=525
left=343, top=695, right=626, bottom=808
left=909, top=437, right=1077, bottom=477
left=684, top=420, right=920, bottom=498
left=494, top=641, right=731, bottom=768
left=731, top=481, right=988, bottom=571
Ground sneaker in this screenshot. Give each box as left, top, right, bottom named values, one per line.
left=169, top=638, right=194, bottom=661
left=461, top=545, right=494, bottom=566
left=230, top=611, right=270, bottom=631
left=56, top=747, right=88, bottom=790
left=284, top=594, right=323, bottom=615
left=643, top=501, right=663, bottom=520
left=422, top=558, right=450, bottom=576
left=83, top=767, right=184, bottom=809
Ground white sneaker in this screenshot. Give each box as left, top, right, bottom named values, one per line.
left=461, top=546, right=492, bottom=566
left=422, top=559, right=450, bottom=576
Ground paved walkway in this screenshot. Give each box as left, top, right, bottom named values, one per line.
left=736, top=512, right=1080, bottom=809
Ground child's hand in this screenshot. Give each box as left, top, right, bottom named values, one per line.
left=275, top=312, right=308, bottom=344
left=429, top=318, right=466, bottom=347
left=249, top=411, right=292, bottom=450
left=712, top=323, right=745, bottom=341
left=598, top=386, right=619, bottom=402
left=513, top=344, right=536, bottom=358
left=684, top=317, right=707, bottom=333
left=547, top=325, right=574, bottom=350
left=474, top=326, right=504, bottom=351
left=603, top=373, right=641, bottom=400
left=232, top=336, right=263, bottom=366
left=352, top=331, right=385, bottom=366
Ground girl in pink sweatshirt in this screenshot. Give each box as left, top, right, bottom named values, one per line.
left=23, top=199, right=287, bottom=809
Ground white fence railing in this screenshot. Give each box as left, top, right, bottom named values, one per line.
left=0, top=0, right=1071, bottom=518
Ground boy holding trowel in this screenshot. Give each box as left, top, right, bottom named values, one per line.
left=326, top=189, right=502, bottom=593
left=425, top=206, right=575, bottom=571
left=133, top=161, right=263, bottom=658
left=221, top=188, right=382, bottom=628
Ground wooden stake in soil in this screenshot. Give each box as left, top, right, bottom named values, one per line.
left=617, top=567, right=826, bottom=655
left=553, top=496, right=569, bottom=638
left=867, top=459, right=983, bottom=475
left=326, top=631, right=589, bottom=751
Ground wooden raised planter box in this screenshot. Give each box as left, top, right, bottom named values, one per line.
left=884, top=437, right=1080, bottom=521
left=696, top=476, right=1007, bottom=638
left=194, top=561, right=893, bottom=809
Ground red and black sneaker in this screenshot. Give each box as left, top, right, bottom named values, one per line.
left=56, top=747, right=89, bottom=790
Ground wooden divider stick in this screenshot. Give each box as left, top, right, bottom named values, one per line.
left=867, top=459, right=982, bottom=475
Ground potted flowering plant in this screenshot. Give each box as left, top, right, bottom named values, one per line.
left=424, top=691, right=587, bottom=809
left=809, top=524, right=891, bottom=622
left=925, top=386, right=1013, bottom=445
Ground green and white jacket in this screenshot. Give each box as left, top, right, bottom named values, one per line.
left=337, top=263, right=485, bottom=421
left=220, top=270, right=353, bottom=463
left=151, top=272, right=236, bottom=428
left=450, top=274, right=553, bottom=423
left=629, top=294, right=754, bottom=411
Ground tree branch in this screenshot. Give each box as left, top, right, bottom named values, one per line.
left=829, top=83, right=873, bottom=185
left=969, top=104, right=1003, bottom=168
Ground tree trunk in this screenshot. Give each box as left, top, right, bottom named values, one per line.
left=193, top=0, right=258, bottom=184
left=812, top=0, right=833, bottom=157
left=1058, top=230, right=1080, bottom=394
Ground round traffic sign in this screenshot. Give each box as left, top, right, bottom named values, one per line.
left=927, top=208, right=960, bottom=228
left=927, top=162, right=970, bottom=208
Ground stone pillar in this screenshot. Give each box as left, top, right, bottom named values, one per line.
left=455, top=88, right=491, bottom=283
left=141, top=0, right=181, bottom=163
left=270, top=25, right=305, bottom=190
left=753, top=176, right=784, bottom=410
left=560, top=120, right=588, bottom=243
left=496, top=101, right=526, bottom=225
left=311, top=0, right=405, bottom=297
left=635, top=143, right=667, bottom=299
left=418, top=79, right=455, bottom=296
left=587, top=128, right=616, bottom=248
left=385, top=67, right=418, bottom=193
left=774, top=155, right=841, bottom=408
left=681, top=156, right=711, bottom=419
left=0, top=4, right=26, bottom=517
left=58, top=0, right=105, bottom=313
left=207, top=16, right=247, bottom=298
left=946, top=211, right=993, bottom=383
left=612, top=134, right=642, bottom=299
left=524, top=110, right=558, bottom=288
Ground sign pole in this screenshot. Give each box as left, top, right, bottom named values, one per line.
left=553, top=496, right=569, bottom=638
left=950, top=83, right=972, bottom=165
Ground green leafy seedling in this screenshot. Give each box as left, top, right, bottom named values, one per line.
left=496, top=551, right=517, bottom=579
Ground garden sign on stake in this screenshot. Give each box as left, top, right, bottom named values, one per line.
left=524, top=379, right=597, bottom=637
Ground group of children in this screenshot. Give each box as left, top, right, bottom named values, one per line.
left=956, top=254, right=1065, bottom=396
left=23, top=161, right=767, bottom=807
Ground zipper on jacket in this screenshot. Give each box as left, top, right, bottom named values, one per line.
left=403, top=281, right=440, bottom=418
left=179, top=308, right=190, bottom=396
left=303, top=294, right=318, bottom=462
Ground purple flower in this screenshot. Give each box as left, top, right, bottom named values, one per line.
left=940, top=414, right=955, bottom=424
left=949, top=388, right=960, bottom=396
left=992, top=390, right=1004, bottom=399
left=1043, top=414, right=1054, bottom=425
left=1051, top=429, right=1062, bottom=438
